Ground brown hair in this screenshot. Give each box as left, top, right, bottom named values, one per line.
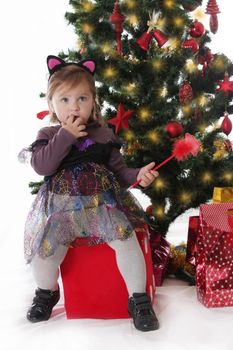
left=46, top=65, right=101, bottom=123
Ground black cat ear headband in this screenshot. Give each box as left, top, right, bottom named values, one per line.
left=36, top=55, right=96, bottom=120
left=47, top=55, right=96, bottom=78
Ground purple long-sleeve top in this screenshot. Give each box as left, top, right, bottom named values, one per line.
left=31, top=121, right=140, bottom=188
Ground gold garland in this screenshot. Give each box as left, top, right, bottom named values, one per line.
left=167, top=243, right=196, bottom=277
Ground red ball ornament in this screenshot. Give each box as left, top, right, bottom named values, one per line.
left=182, top=1, right=200, bottom=12
left=179, top=81, right=193, bottom=105
left=181, top=38, right=199, bottom=53
left=221, top=113, right=232, bottom=136
left=189, top=21, right=205, bottom=38
left=146, top=205, right=153, bottom=216
left=165, top=121, right=183, bottom=138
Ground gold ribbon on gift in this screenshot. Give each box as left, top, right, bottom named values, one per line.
left=213, top=187, right=233, bottom=203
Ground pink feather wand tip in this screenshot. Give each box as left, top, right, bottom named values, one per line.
left=129, top=133, right=200, bottom=190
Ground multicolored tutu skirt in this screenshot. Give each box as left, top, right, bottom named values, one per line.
left=24, top=162, right=146, bottom=262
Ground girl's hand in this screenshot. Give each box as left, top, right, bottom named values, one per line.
left=62, top=115, right=88, bottom=139
left=137, top=162, right=159, bottom=188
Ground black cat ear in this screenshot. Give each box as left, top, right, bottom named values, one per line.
left=47, top=55, right=65, bottom=74
left=46, top=55, right=96, bottom=77
left=78, top=59, right=96, bottom=75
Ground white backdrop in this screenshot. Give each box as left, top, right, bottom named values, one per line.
left=1, top=2, right=233, bottom=350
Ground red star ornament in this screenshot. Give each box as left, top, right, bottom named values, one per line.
left=216, top=73, right=233, bottom=95
left=107, top=103, right=134, bottom=133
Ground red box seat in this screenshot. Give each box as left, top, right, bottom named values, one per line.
left=60, top=227, right=155, bottom=319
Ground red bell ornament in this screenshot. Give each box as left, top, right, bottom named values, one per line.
left=136, top=10, right=169, bottom=51
left=189, top=21, right=205, bottom=38
left=153, top=29, right=169, bottom=47
left=221, top=113, right=232, bottom=136
left=165, top=121, right=183, bottom=138
left=136, top=31, right=153, bottom=51
left=181, top=38, right=199, bottom=53
left=205, top=0, right=220, bottom=34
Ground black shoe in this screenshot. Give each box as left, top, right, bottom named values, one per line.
left=27, top=288, right=60, bottom=323
left=128, top=293, right=159, bottom=332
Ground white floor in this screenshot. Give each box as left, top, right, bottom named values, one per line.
left=1, top=176, right=233, bottom=350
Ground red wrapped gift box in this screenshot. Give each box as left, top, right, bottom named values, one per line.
left=60, top=227, right=155, bottom=319
left=186, top=216, right=199, bottom=266
left=196, top=203, right=233, bottom=308
left=149, top=228, right=170, bottom=286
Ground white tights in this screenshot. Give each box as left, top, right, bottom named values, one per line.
left=31, top=232, right=146, bottom=296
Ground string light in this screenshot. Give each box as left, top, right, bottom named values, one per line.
left=158, top=85, right=168, bottom=98
left=163, top=0, right=175, bottom=10
left=125, top=83, right=137, bottom=94
left=173, top=17, right=184, bottom=28
left=157, top=17, right=166, bottom=28
left=185, top=59, right=198, bottom=74
left=201, top=171, right=213, bottom=184
left=123, top=130, right=135, bottom=141
left=82, top=23, right=93, bottom=34
left=191, top=7, right=206, bottom=22
left=101, top=42, right=114, bottom=55
left=153, top=206, right=165, bottom=219
left=197, top=95, right=208, bottom=107
left=124, top=0, right=137, bottom=9
left=103, top=66, right=117, bottom=78
left=222, top=172, right=233, bottom=182
left=153, top=178, right=167, bottom=191
left=152, top=59, right=163, bottom=71
left=147, top=130, right=161, bottom=144
left=127, top=14, right=138, bottom=26
left=138, top=107, right=150, bottom=122
left=168, top=37, right=180, bottom=50
left=198, top=122, right=208, bottom=133
left=179, top=191, right=192, bottom=203
left=81, top=0, right=94, bottom=12
left=181, top=105, right=192, bottom=116
left=212, top=57, right=227, bottom=72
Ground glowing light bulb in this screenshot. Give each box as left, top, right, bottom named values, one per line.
left=82, top=23, right=93, bottom=34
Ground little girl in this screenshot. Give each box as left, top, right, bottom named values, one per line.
left=23, top=55, right=159, bottom=332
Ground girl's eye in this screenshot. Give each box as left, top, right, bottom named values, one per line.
left=61, top=97, right=68, bottom=103
left=79, top=96, right=87, bottom=102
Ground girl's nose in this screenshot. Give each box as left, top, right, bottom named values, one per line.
left=71, top=102, right=80, bottom=111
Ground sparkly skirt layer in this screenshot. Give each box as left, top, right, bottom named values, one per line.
left=24, top=162, right=146, bottom=262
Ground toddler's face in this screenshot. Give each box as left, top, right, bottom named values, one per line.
left=50, top=80, right=94, bottom=125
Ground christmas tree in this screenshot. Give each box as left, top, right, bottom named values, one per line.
left=57, top=0, right=233, bottom=236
